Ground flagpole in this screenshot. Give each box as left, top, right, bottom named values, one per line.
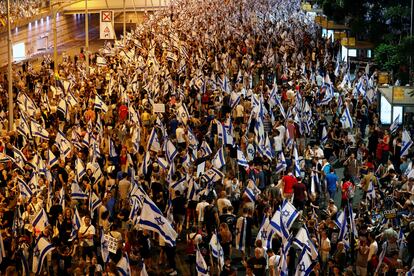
left=53, top=0, right=58, bottom=75
left=7, top=0, right=13, bottom=131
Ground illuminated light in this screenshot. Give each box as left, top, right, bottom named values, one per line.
left=28, top=22, right=31, bottom=30
left=35, top=20, right=38, bottom=27
left=15, top=27, right=18, bottom=34
left=57, top=12, right=60, bottom=17
left=41, top=18, right=43, bottom=23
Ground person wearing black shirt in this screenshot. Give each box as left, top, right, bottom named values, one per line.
left=246, top=248, right=267, bottom=276
left=172, top=190, right=186, bottom=238
left=219, top=206, right=236, bottom=235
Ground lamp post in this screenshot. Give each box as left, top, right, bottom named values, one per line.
left=7, top=0, right=13, bottom=130
left=53, top=0, right=57, bottom=75
left=123, top=0, right=126, bottom=39
left=85, top=0, right=89, bottom=76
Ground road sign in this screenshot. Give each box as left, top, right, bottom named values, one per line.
left=100, top=11, right=115, bottom=39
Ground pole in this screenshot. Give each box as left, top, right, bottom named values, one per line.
left=53, top=0, right=58, bottom=75
left=85, top=0, right=89, bottom=77
left=7, top=0, right=13, bottom=131
left=123, top=0, right=126, bottom=39
left=410, top=0, right=413, bottom=85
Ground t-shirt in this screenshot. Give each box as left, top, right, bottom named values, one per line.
left=196, top=202, right=209, bottom=222
left=325, top=173, right=338, bottom=191
left=79, top=224, right=96, bottom=247
left=247, top=256, right=267, bottom=276
left=282, top=174, right=297, bottom=194
left=293, top=181, right=307, bottom=201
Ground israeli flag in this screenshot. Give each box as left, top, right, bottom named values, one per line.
left=335, top=211, right=348, bottom=241
left=82, top=131, right=90, bottom=148
left=47, top=150, right=58, bottom=168
left=256, top=216, right=275, bottom=250
left=349, top=203, right=358, bottom=237
left=229, top=91, right=241, bottom=109
left=89, top=191, right=102, bottom=218
left=94, top=94, right=108, bottom=113
left=147, top=128, right=161, bottom=152
left=31, top=208, right=49, bottom=232
left=170, top=177, right=187, bottom=193
left=209, top=233, right=224, bottom=269
left=217, top=122, right=229, bottom=145
left=100, top=231, right=110, bottom=263
left=17, top=177, right=33, bottom=198
left=275, top=152, right=287, bottom=174
left=69, top=207, right=82, bottom=241
left=293, top=146, right=301, bottom=177
left=390, top=114, right=400, bottom=134
left=295, top=247, right=315, bottom=276
left=187, top=127, right=199, bottom=148
left=12, top=146, right=27, bottom=170
left=401, top=130, right=413, bottom=157
left=75, top=158, right=86, bottom=181
left=321, top=126, right=328, bottom=144
left=32, top=237, right=55, bottom=274
left=166, top=140, right=178, bottom=162
left=177, top=104, right=190, bottom=125
left=244, top=187, right=258, bottom=202
left=237, top=147, right=249, bottom=168
left=57, top=99, right=68, bottom=120
left=278, top=235, right=292, bottom=276
left=270, top=200, right=299, bottom=235
left=116, top=254, right=131, bottom=276
left=59, top=187, right=65, bottom=211
left=200, top=141, right=213, bottom=157
left=196, top=248, right=209, bottom=275
left=294, top=226, right=319, bottom=261
left=31, top=120, right=49, bottom=140
left=17, top=113, right=32, bottom=141
left=138, top=197, right=178, bottom=247
left=70, top=182, right=88, bottom=200
left=187, top=178, right=200, bottom=202
left=157, top=157, right=169, bottom=170
left=212, top=146, right=226, bottom=169
left=56, top=130, right=72, bottom=158
left=340, top=106, right=353, bottom=129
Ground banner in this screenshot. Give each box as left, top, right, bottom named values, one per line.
left=100, top=11, right=115, bottom=39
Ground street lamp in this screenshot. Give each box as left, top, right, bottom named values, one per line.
left=85, top=0, right=89, bottom=77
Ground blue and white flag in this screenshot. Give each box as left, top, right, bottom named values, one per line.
left=59, top=187, right=65, bottom=211
left=89, top=191, right=102, bottom=218
left=294, top=226, right=319, bottom=260
left=186, top=178, right=200, bottom=201
left=56, top=130, right=72, bottom=158
left=75, top=158, right=86, bottom=181
left=147, top=128, right=161, bottom=152
left=82, top=132, right=90, bottom=148
left=18, top=177, right=33, bottom=198
left=31, top=120, right=49, bottom=140
left=275, top=152, right=287, bottom=174
left=94, top=94, right=108, bottom=113
left=32, top=237, right=55, bottom=274
left=270, top=200, right=300, bottom=235
left=196, top=248, right=209, bottom=276
left=229, top=91, right=241, bottom=109
left=335, top=211, right=348, bottom=241
left=177, top=104, right=190, bottom=125
left=210, top=233, right=224, bottom=269
left=217, top=122, right=230, bottom=145
left=187, top=127, right=199, bottom=148
left=367, top=179, right=376, bottom=200
left=390, top=114, right=400, bottom=134
left=340, top=106, right=353, bottom=129
left=100, top=231, right=110, bottom=263
left=71, top=181, right=88, bottom=201
left=293, top=146, right=301, bottom=177
left=137, top=197, right=178, bottom=247
left=57, top=99, right=68, bottom=120
left=166, top=140, right=178, bottom=162
left=256, top=216, right=275, bottom=250
left=321, top=126, right=328, bottom=144
left=48, top=150, right=59, bottom=168
left=237, top=147, right=249, bottom=168
left=31, top=208, right=49, bottom=232
left=109, top=138, right=118, bottom=158
left=375, top=242, right=387, bottom=275
left=279, top=235, right=292, bottom=276
left=12, top=146, right=27, bottom=170
left=116, top=254, right=131, bottom=276
left=170, top=177, right=187, bottom=193
left=141, top=151, right=151, bottom=175
left=401, top=130, right=413, bottom=157
left=200, top=141, right=213, bottom=157
left=157, top=157, right=169, bottom=170
left=69, top=207, right=82, bottom=241
left=212, top=146, right=226, bottom=169
left=295, top=247, right=315, bottom=276
left=348, top=204, right=358, bottom=237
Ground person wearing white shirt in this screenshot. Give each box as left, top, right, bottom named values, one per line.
left=195, top=197, right=209, bottom=227
left=78, top=216, right=96, bottom=260
left=217, top=191, right=232, bottom=215
left=267, top=248, right=280, bottom=276
left=273, top=129, right=284, bottom=154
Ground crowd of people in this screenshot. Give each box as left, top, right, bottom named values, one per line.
left=0, top=0, right=413, bottom=275
left=0, top=0, right=43, bottom=26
